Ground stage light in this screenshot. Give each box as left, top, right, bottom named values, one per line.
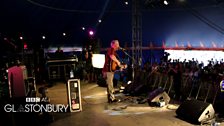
left=89, top=30, right=94, bottom=36
left=165, top=50, right=224, bottom=66
left=63, top=32, right=66, bottom=36
left=164, top=0, right=169, bottom=5
left=19, top=36, right=23, bottom=40
left=24, top=43, right=28, bottom=49
left=42, top=36, right=46, bottom=39
left=92, top=54, right=105, bottom=68
left=98, top=19, right=102, bottom=23
left=82, top=27, right=85, bottom=30
left=125, top=1, right=128, bottom=5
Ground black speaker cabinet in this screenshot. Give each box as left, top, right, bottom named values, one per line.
left=176, top=99, right=215, bottom=123
left=148, top=88, right=170, bottom=105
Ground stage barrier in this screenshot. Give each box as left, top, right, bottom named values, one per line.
left=139, top=71, right=222, bottom=105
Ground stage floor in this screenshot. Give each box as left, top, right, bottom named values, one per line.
left=39, top=81, right=224, bottom=126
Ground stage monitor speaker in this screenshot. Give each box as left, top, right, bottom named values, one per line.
left=176, top=99, right=215, bottom=124
left=148, top=88, right=170, bottom=105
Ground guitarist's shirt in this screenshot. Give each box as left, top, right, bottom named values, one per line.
left=102, top=48, right=118, bottom=73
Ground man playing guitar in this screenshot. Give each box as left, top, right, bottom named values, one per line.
left=102, top=40, right=127, bottom=103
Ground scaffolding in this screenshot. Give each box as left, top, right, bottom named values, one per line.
left=132, top=0, right=142, bottom=79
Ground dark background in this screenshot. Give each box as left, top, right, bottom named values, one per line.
left=0, top=0, right=224, bottom=50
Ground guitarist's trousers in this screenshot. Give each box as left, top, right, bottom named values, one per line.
left=106, top=72, right=115, bottom=100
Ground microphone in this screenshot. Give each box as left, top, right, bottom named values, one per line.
left=119, top=47, right=126, bottom=51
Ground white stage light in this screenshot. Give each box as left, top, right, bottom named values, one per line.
left=164, top=0, right=169, bottom=5
left=127, top=81, right=132, bottom=85
left=92, top=54, right=105, bottom=68
left=165, top=50, right=224, bottom=66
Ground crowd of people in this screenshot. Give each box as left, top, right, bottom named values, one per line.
left=131, top=57, right=224, bottom=101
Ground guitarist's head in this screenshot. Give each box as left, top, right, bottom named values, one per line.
left=111, top=40, right=120, bottom=51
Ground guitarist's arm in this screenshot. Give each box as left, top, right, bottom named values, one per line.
left=110, top=54, right=127, bottom=70
left=110, top=54, right=121, bottom=66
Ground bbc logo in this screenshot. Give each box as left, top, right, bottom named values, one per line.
left=26, top=97, right=41, bottom=102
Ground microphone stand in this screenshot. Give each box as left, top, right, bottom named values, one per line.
left=121, top=49, right=137, bottom=65
left=120, top=49, right=138, bottom=81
